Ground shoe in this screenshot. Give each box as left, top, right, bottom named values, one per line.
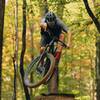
left=36, top=65, right=45, bottom=75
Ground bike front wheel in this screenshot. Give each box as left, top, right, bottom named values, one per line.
left=24, top=53, right=55, bottom=88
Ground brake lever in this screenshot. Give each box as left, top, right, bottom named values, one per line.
left=58, top=39, right=67, bottom=48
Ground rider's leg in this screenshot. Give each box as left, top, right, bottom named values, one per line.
left=40, top=47, right=45, bottom=65
left=40, top=47, right=45, bottom=54
left=55, top=33, right=65, bottom=61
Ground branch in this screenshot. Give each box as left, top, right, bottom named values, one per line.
left=83, top=0, right=100, bottom=33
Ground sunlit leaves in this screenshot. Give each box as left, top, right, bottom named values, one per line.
left=3, top=0, right=97, bottom=99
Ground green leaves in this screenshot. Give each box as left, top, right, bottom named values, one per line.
left=2, top=0, right=97, bottom=99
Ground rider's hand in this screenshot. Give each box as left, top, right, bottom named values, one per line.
left=40, top=22, right=47, bottom=31
left=66, top=43, right=71, bottom=49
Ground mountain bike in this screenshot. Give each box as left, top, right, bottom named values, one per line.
left=24, top=36, right=67, bottom=88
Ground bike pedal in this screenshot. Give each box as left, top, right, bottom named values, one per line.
left=36, top=67, right=45, bottom=76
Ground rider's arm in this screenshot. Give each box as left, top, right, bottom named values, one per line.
left=66, top=30, right=72, bottom=48
left=57, top=17, right=72, bottom=48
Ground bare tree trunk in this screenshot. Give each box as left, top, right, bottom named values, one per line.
left=48, top=61, right=59, bottom=93
left=83, top=0, right=100, bottom=100
left=56, top=0, right=66, bottom=19
left=44, top=0, right=49, bottom=14
left=0, top=0, right=5, bottom=100
left=83, top=0, right=100, bottom=33
left=38, top=0, right=49, bottom=17
left=19, top=0, right=30, bottom=99
left=95, top=36, right=100, bottom=100
left=29, top=23, right=34, bottom=99
left=12, top=0, right=18, bottom=99
left=91, top=1, right=100, bottom=100
left=12, top=57, right=17, bottom=100
left=28, top=13, right=34, bottom=99
left=26, top=1, right=34, bottom=97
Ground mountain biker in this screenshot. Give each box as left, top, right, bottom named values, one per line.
left=40, top=11, right=72, bottom=61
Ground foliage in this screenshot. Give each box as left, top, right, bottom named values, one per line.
left=2, top=0, right=98, bottom=99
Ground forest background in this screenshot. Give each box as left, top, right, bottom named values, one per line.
left=1, top=0, right=100, bottom=99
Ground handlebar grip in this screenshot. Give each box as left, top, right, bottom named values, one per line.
left=61, top=43, right=67, bottom=48
left=58, top=39, right=67, bottom=48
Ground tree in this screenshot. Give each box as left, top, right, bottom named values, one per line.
left=38, top=0, right=49, bottom=16
left=0, top=0, right=5, bottom=99
left=83, top=0, right=100, bottom=33
left=83, top=0, right=100, bottom=99
left=27, top=0, right=34, bottom=97
left=12, top=0, right=18, bottom=99
left=56, top=0, right=66, bottom=19
left=19, top=0, right=30, bottom=99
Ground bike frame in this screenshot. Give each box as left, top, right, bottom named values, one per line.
left=24, top=35, right=67, bottom=88
left=41, top=37, right=66, bottom=56
left=38, top=37, right=67, bottom=65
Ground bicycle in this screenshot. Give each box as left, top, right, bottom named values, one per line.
left=24, top=35, right=67, bottom=88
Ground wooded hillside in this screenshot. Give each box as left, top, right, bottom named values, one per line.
left=1, top=0, right=100, bottom=100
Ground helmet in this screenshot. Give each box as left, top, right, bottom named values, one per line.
left=45, top=12, right=56, bottom=22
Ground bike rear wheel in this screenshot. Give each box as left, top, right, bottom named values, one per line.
left=24, top=53, right=55, bottom=88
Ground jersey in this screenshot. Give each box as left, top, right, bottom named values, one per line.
left=41, top=16, right=68, bottom=36
left=40, top=16, right=68, bottom=46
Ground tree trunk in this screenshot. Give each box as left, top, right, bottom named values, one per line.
left=48, top=61, right=59, bottom=93
left=83, top=0, right=100, bottom=33
left=56, top=0, right=66, bottom=19
left=95, top=35, right=100, bottom=100
left=28, top=13, right=34, bottom=99
left=19, top=0, right=30, bottom=99
left=83, top=0, right=100, bottom=99
left=0, top=0, right=5, bottom=100
left=92, top=1, right=100, bottom=100
left=12, top=57, right=17, bottom=100
left=29, top=23, right=34, bottom=99
left=38, top=0, right=48, bottom=16
left=95, top=36, right=100, bottom=100
left=12, top=0, right=18, bottom=99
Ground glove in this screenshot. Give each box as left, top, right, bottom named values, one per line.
left=66, top=43, right=71, bottom=49
left=40, top=22, right=47, bottom=31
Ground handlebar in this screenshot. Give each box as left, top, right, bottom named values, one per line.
left=57, top=39, right=67, bottom=48
left=48, top=37, right=67, bottom=48
left=44, top=30, right=67, bottom=48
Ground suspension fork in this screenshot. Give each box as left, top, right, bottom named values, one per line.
left=37, top=45, right=49, bottom=66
